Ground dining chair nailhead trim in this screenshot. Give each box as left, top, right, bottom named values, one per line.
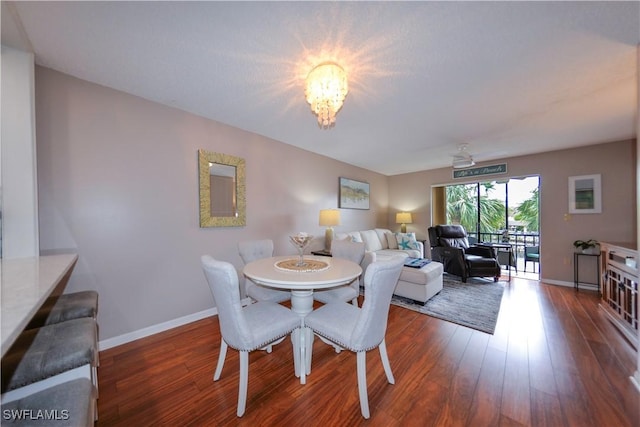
left=312, top=331, right=381, bottom=353
left=228, top=328, right=300, bottom=353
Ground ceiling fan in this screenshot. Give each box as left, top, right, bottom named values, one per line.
left=452, top=144, right=476, bottom=169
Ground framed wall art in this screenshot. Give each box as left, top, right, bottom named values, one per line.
left=568, top=174, right=601, bottom=214
left=339, top=177, right=370, bottom=210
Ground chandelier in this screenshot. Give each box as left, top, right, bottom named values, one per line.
left=305, top=62, right=348, bottom=129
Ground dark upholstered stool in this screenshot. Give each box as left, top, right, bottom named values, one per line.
left=1, top=379, right=95, bottom=426
left=1, top=318, right=98, bottom=403
left=26, top=291, right=98, bottom=329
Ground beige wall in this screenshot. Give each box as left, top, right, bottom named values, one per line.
left=388, top=140, right=637, bottom=284
left=35, top=67, right=388, bottom=341
left=33, top=65, right=637, bottom=342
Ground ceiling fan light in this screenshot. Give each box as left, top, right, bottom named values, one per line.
left=452, top=143, right=475, bottom=168
left=452, top=157, right=476, bottom=169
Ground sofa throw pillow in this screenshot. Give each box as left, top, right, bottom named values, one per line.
left=334, top=232, right=348, bottom=241
left=360, top=229, right=383, bottom=252
left=395, top=232, right=419, bottom=251
left=374, top=229, right=391, bottom=249
left=348, top=232, right=363, bottom=243
left=385, top=232, right=399, bottom=249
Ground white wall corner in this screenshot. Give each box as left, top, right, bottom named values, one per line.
left=1, top=46, right=39, bottom=258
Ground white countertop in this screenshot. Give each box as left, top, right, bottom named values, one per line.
left=1, top=254, right=79, bottom=357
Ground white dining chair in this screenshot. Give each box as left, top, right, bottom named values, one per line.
left=201, top=255, right=300, bottom=417
left=314, top=239, right=366, bottom=306
left=304, top=256, right=405, bottom=419
left=238, top=239, right=290, bottom=304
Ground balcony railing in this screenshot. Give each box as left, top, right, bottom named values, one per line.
left=468, top=231, right=540, bottom=274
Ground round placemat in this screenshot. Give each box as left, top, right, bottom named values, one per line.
left=275, top=258, right=330, bottom=273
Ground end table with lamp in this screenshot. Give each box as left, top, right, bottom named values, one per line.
left=396, top=212, right=412, bottom=233
left=311, top=249, right=332, bottom=257
left=319, top=209, right=340, bottom=252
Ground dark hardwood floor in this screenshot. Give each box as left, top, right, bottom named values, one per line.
left=96, top=276, right=640, bottom=426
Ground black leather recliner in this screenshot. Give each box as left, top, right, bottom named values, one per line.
left=428, top=225, right=501, bottom=282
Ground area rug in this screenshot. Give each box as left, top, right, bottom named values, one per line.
left=390, top=274, right=505, bottom=334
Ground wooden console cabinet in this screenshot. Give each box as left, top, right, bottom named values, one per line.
left=599, top=242, right=638, bottom=348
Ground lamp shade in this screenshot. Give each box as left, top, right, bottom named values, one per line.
left=319, top=209, right=341, bottom=227
left=396, top=212, right=412, bottom=224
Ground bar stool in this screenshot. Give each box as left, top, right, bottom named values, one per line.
left=26, top=291, right=98, bottom=329
left=0, top=379, right=95, bottom=426
left=25, top=290, right=100, bottom=375
left=1, top=318, right=98, bottom=405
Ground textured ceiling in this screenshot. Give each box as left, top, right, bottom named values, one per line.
left=3, top=1, right=638, bottom=175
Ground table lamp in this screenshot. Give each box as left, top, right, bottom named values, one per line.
left=319, top=209, right=341, bottom=251
left=396, top=212, right=412, bottom=233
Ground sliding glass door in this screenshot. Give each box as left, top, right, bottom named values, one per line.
left=433, top=175, right=540, bottom=276
left=445, top=183, right=479, bottom=238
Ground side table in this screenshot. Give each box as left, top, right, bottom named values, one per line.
left=478, top=242, right=515, bottom=281
left=573, top=252, right=601, bottom=291
left=311, top=249, right=332, bottom=257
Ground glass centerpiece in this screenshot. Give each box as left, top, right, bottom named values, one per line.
left=289, top=232, right=313, bottom=267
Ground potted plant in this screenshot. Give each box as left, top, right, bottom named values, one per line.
left=573, top=239, right=600, bottom=254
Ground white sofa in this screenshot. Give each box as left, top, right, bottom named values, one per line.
left=332, top=229, right=443, bottom=303
left=334, top=228, right=424, bottom=259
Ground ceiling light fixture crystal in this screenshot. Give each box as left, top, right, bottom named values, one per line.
left=305, top=61, right=348, bottom=129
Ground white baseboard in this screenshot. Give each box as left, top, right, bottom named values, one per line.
left=98, top=307, right=216, bottom=351
left=542, top=278, right=598, bottom=292
left=98, top=297, right=253, bottom=351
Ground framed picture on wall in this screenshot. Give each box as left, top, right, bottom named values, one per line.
left=568, top=174, right=601, bottom=214
left=339, top=177, right=370, bottom=210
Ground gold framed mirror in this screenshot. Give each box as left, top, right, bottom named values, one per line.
left=198, top=149, right=246, bottom=227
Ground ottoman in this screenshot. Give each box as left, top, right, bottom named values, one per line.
left=393, top=261, right=444, bottom=303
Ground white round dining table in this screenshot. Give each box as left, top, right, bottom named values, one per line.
left=243, top=255, right=362, bottom=384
